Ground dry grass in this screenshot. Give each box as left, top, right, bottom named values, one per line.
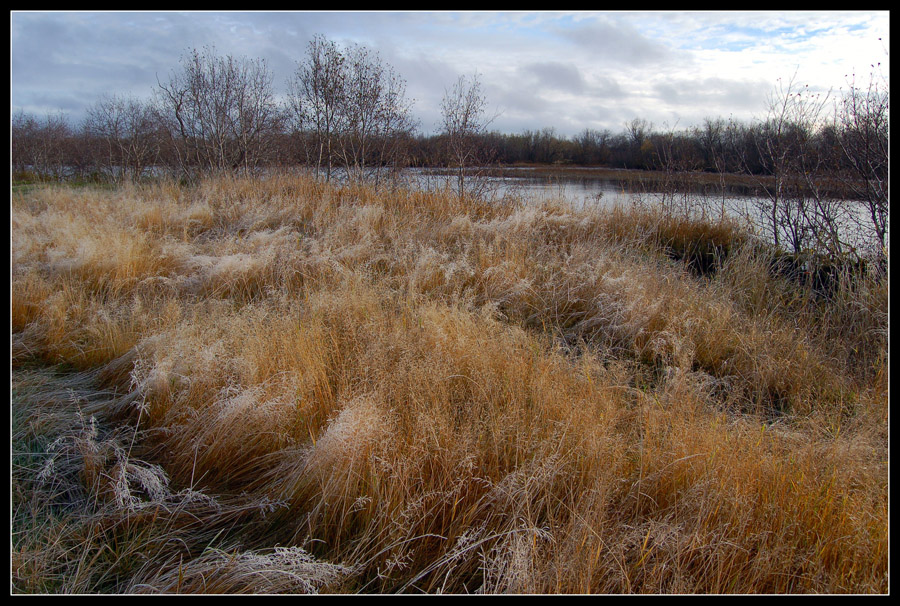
left=11, top=172, right=888, bottom=593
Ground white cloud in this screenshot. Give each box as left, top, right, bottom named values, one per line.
left=11, top=10, right=889, bottom=137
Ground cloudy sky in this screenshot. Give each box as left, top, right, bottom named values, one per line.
left=10, top=10, right=889, bottom=137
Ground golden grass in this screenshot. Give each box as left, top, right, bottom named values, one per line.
left=11, top=172, right=888, bottom=593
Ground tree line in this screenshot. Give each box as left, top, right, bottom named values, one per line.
left=12, top=39, right=420, bottom=186
left=11, top=37, right=887, bottom=260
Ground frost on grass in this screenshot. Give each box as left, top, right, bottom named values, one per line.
left=301, top=394, right=390, bottom=499
left=134, top=546, right=352, bottom=594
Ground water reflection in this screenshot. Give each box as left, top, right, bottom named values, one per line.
left=399, top=167, right=884, bottom=255
left=404, top=167, right=749, bottom=210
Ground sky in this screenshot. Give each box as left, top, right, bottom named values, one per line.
left=10, top=10, right=890, bottom=138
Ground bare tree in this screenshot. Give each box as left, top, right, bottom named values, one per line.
left=85, top=94, right=160, bottom=182
left=694, top=117, right=739, bottom=218
left=833, top=66, right=889, bottom=258
left=156, top=46, right=283, bottom=179
left=785, top=86, right=847, bottom=258
left=336, top=43, right=384, bottom=182
left=650, top=122, right=706, bottom=216
left=287, top=34, right=346, bottom=181
left=11, top=110, right=37, bottom=177
left=440, top=73, right=494, bottom=198
left=370, top=64, right=418, bottom=184
left=741, top=73, right=831, bottom=253
left=336, top=43, right=417, bottom=183
left=626, top=117, right=654, bottom=169
left=574, top=128, right=611, bottom=165
left=739, top=69, right=888, bottom=265
left=287, top=35, right=417, bottom=185
left=11, top=111, right=73, bottom=181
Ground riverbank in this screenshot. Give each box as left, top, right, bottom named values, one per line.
left=12, top=173, right=888, bottom=593
left=423, top=163, right=865, bottom=203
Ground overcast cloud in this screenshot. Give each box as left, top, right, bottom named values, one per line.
left=10, top=10, right=889, bottom=137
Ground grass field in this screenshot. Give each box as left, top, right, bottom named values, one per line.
left=11, top=172, right=889, bottom=593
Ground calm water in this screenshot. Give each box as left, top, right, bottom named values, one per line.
left=403, top=167, right=632, bottom=206
left=399, top=168, right=884, bottom=255
left=402, top=167, right=763, bottom=222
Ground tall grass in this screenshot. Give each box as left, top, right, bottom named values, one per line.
left=11, top=172, right=888, bottom=593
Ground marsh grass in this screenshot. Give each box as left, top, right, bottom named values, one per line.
left=11, top=172, right=888, bottom=593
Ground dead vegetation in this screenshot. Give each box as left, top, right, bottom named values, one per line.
left=11, top=172, right=888, bottom=593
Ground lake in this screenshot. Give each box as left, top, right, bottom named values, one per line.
left=399, top=166, right=885, bottom=256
